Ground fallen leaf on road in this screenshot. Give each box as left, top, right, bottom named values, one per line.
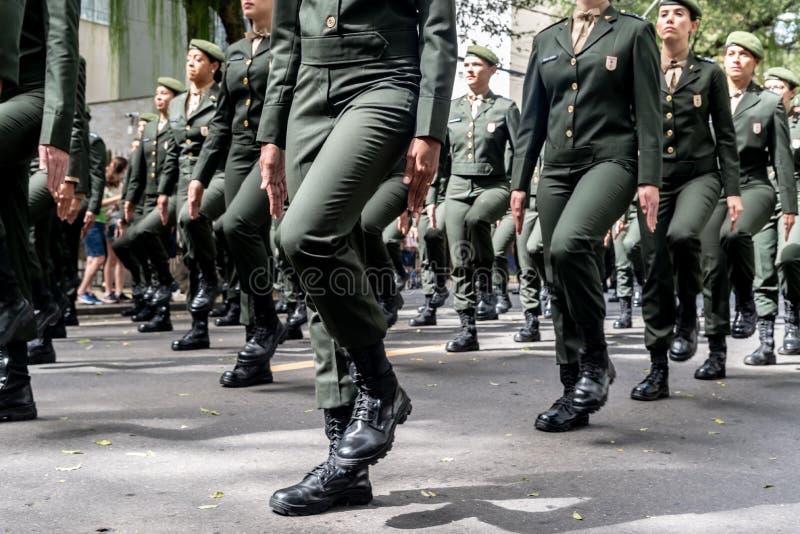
left=426, top=384, right=438, bottom=387
left=303, top=409, right=313, bottom=413
left=197, top=505, right=218, bottom=510
left=200, top=408, right=220, bottom=416
left=76, top=339, right=92, bottom=344
left=122, top=342, right=131, bottom=346
left=769, top=457, right=777, bottom=460
left=505, top=433, right=513, bottom=437
left=177, top=393, right=191, bottom=397
left=440, top=457, right=454, bottom=463
left=489, top=382, right=499, bottom=386
left=126, top=451, right=155, bottom=458
left=56, top=464, right=82, bottom=471
left=95, top=440, right=112, bottom=446
left=616, top=448, right=624, bottom=452
left=639, top=428, right=648, bottom=432
left=763, top=484, right=774, bottom=489
left=713, top=418, right=725, bottom=425
left=61, top=450, right=83, bottom=455
left=572, top=511, right=583, bottom=520
left=716, top=381, right=727, bottom=387
left=60, top=417, right=69, bottom=421
left=420, top=490, right=437, bottom=498
left=528, top=492, right=540, bottom=497
left=179, top=425, right=188, bottom=429
left=210, top=491, right=224, bottom=499
left=708, top=431, right=720, bottom=436
left=85, top=345, right=94, bottom=350
left=412, top=358, right=424, bottom=362
left=95, top=371, right=102, bottom=375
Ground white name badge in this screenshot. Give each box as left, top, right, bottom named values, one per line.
left=753, top=122, right=762, bottom=135
left=693, top=94, right=702, bottom=108
left=487, top=122, right=496, bottom=133
left=606, top=56, right=617, bottom=71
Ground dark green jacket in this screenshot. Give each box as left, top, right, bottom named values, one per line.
left=1, top=0, right=80, bottom=152
left=67, top=57, right=90, bottom=196
left=425, top=135, right=452, bottom=206
left=789, top=110, right=800, bottom=179
left=734, top=82, right=797, bottom=214
left=257, top=0, right=458, bottom=147
left=159, top=83, right=223, bottom=195
left=126, top=119, right=173, bottom=206
left=86, top=132, right=107, bottom=215
left=445, top=92, right=519, bottom=179
left=660, top=54, right=739, bottom=196
left=512, top=5, right=663, bottom=192
left=194, top=36, right=270, bottom=187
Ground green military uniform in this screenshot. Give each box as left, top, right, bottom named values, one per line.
left=512, top=4, right=662, bottom=425
left=612, top=202, right=642, bottom=301
left=777, top=106, right=800, bottom=353
left=1, top=0, right=80, bottom=421
left=511, top=176, right=546, bottom=342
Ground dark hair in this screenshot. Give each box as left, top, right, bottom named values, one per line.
left=110, top=156, right=128, bottom=175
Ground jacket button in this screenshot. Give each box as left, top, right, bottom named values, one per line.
left=151, top=172, right=156, bottom=177
left=666, top=95, right=672, bottom=102
left=185, top=139, right=191, bottom=144
left=245, top=98, right=251, bottom=106
left=571, top=82, right=578, bottom=91
left=246, top=59, right=252, bottom=66
left=567, top=105, right=574, bottom=113
left=151, top=151, right=156, bottom=156
left=185, top=125, right=190, bottom=131
left=667, top=129, right=673, bottom=137
left=667, top=146, right=674, bottom=154
left=570, top=58, right=576, bottom=66
left=187, top=152, right=193, bottom=157
left=467, top=153, right=473, bottom=159
left=151, top=162, right=156, bottom=167
left=467, top=141, right=473, bottom=148
left=243, top=119, right=249, bottom=128
left=326, top=16, right=336, bottom=28
left=665, top=112, right=673, bottom=120
left=565, top=130, right=573, bottom=138
left=243, top=77, right=249, bottom=85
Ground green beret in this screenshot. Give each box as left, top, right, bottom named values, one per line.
left=659, top=0, right=702, bottom=18
left=189, top=38, right=224, bottom=63
left=766, top=67, right=800, bottom=89
left=139, top=112, right=159, bottom=123
left=157, top=76, right=186, bottom=94
left=726, top=31, right=765, bottom=60
left=466, top=45, right=499, bottom=67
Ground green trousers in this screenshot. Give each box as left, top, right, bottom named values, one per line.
left=517, top=197, right=545, bottom=313
left=537, top=162, right=637, bottom=364
left=27, top=170, right=57, bottom=301
left=492, top=210, right=515, bottom=293
left=753, top=192, right=800, bottom=316
left=444, top=175, right=510, bottom=311
left=701, top=179, right=776, bottom=335
left=364, top=172, right=408, bottom=300
left=612, top=207, right=642, bottom=299
left=778, top=194, right=800, bottom=306
left=418, top=202, right=448, bottom=297
left=113, top=195, right=162, bottom=287
left=639, top=172, right=720, bottom=353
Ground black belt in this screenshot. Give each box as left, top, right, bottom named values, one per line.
left=544, top=141, right=637, bottom=167
left=301, top=31, right=419, bottom=67
left=662, top=156, right=718, bottom=179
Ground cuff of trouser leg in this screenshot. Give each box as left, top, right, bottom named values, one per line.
left=315, top=382, right=357, bottom=410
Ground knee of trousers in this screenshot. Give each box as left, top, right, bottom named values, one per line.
left=221, top=210, right=256, bottom=248
left=279, top=224, right=335, bottom=270
left=720, top=228, right=751, bottom=251
left=549, top=235, right=595, bottom=271
left=779, top=243, right=800, bottom=265
left=666, top=226, right=698, bottom=253
left=463, top=212, right=489, bottom=232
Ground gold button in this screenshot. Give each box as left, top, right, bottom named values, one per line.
left=151, top=172, right=156, bottom=177
left=567, top=105, right=574, bottom=113
left=570, top=58, right=576, bottom=66
left=151, top=162, right=156, bottom=167
left=566, top=130, right=573, bottom=138
left=571, top=82, right=578, bottom=91
left=466, top=132, right=472, bottom=138
left=326, top=16, right=336, bottom=28
left=246, top=59, right=252, bottom=66
left=667, top=129, right=674, bottom=137
left=243, top=77, right=249, bottom=85
left=152, top=140, right=157, bottom=145
left=245, top=98, right=251, bottom=106
left=666, top=112, right=673, bottom=120
left=667, top=146, right=674, bottom=154
left=666, top=95, right=672, bottom=102
left=187, top=152, right=193, bottom=157
left=185, top=139, right=191, bottom=144
left=243, top=119, right=249, bottom=128
left=151, top=151, right=156, bottom=156
left=469, top=122, right=474, bottom=128
left=185, top=126, right=190, bottom=131
left=467, top=153, right=473, bottom=159
left=467, top=142, right=473, bottom=148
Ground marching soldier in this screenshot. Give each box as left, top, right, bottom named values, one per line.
left=260, top=0, right=457, bottom=515
left=511, top=0, right=662, bottom=431
left=745, top=67, right=800, bottom=365
left=609, top=202, right=643, bottom=329
left=630, top=1, right=742, bottom=400
left=443, top=45, right=519, bottom=352
left=696, top=32, right=796, bottom=380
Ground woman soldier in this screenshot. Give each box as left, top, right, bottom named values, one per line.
left=259, top=0, right=456, bottom=515
left=189, top=0, right=291, bottom=387
left=693, top=33, right=796, bottom=379
left=151, top=40, right=227, bottom=344
left=511, top=0, right=662, bottom=432
left=629, top=0, right=742, bottom=400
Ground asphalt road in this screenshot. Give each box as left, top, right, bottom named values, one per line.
left=3, top=290, right=800, bottom=533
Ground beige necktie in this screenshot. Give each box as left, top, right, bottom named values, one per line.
left=572, top=11, right=598, bottom=53
left=187, top=91, right=201, bottom=116
left=663, top=60, right=682, bottom=93
left=730, top=90, right=744, bottom=114
left=469, top=95, right=483, bottom=118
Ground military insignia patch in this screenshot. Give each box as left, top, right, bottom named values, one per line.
left=606, top=56, right=618, bottom=71
left=753, top=122, right=762, bottom=134
left=792, top=139, right=800, bottom=149
left=201, top=126, right=209, bottom=137
left=487, top=122, right=497, bottom=133
left=693, top=94, right=702, bottom=108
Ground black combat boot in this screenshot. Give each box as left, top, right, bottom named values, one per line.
left=631, top=353, right=669, bottom=401
left=380, top=291, right=404, bottom=328
left=171, top=312, right=210, bottom=350
left=27, top=336, right=56, bottom=365
left=0, top=298, right=34, bottom=348
left=571, top=347, right=616, bottom=414
left=670, top=300, right=698, bottom=361
left=541, top=286, right=552, bottom=319
left=476, top=288, right=499, bottom=321
left=214, top=294, right=241, bottom=327
left=429, top=285, right=449, bottom=309
left=445, top=309, right=479, bottom=352
left=138, top=305, right=173, bottom=333
left=495, top=284, right=512, bottom=315
left=514, top=309, right=541, bottom=342
left=150, top=284, right=173, bottom=308
left=288, top=298, right=308, bottom=328
left=275, top=293, right=290, bottom=314
left=632, top=287, right=642, bottom=307
left=49, top=316, right=67, bottom=339
left=0, top=342, right=37, bottom=422
left=270, top=405, right=372, bottom=516
left=190, top=273, right=219, bottom=313
left=732, top=291, right=757, bottom=339
left=32, top=299, right=61, bottom=340
left=780, top=301, right=800, bottom=355
left=695, top=335, right=726, bottom=380
left=335, top=342, right=412, bottom=468
left=409, top=297, right=436, bottom=327
left=613, top=296, right=632, bottom=329
left=62, top=299, right=79, bottom=327
left=535, top=363, right=589, bottom=432
left=744, top=317, right=776, bottom=366
left=220, top=296, right=285, bottom=387
left=122, top=284, right=146, bottom=318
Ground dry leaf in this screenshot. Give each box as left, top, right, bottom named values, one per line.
left=489, top=382, right=499, bottom=386
left=95, top=440, right=112, bottom=446
left=76, top=339, right=92, bottom=344
left=61, top=450, right=83, bottom=455
left=303, top=409, right=313, bottom=413
left=763, top=484, right=774, bottom=489
left=420, top=490, right=437, bottom=498
left=122, top=342, right=131, bottom=346
left=572, top=511, right=583, bottom=520
left=769, top=457, right=777, bottom=461
left=210, top=491, right=224, bottom=499
left=197, top=505, right=218, bottom=510
left=126, top=451, right=155, bottom=458
left=179, top=425, right=188, bottom=429
left=713, top=418, right=725, bottom=425
left=708, top=431, right=720, bottom=435
left=440, top=457, right=454, bottom=463
left=177, top=393, right=191, bottom=397
left=56, top=464, right=82, bottom=471
left=639, top=428, right=648, bottom=432
left=200, top=408, right=220, bottom=416
left=528, top=492, right=540, bottom=497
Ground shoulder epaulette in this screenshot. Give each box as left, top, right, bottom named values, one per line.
left=620, top=11, right=647, bottom=22
left=699, top=56, right=716, bottom=64
left=538, top=17, right=569, bottom=35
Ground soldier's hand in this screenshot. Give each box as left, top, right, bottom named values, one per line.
left=426, top=203, right=437, bottom=230
left=397, top=212, right=409, bottom=235
left=785, top=213, right=796, bottom=241
left=637, top=185, right=659, bottom=233
left=157, top=194, right=170, bottom=226
left=510, top=189, right=527, bottom=234
left=38, top=145, right=70, bottom=196
left=260, top=143, right=287, bottom=219
left=187, top=179, right=204, bottom=220
left=603, top=229, right=612, bottom=248
left=81, top=211, right=97, bottom=238
left=613, top=219, right=625, bottom=238
left=124, top=201, right=135, bottom=223
left=115, top=223, right=125, bottom=239
left=404, top=137, right=441, bottom=218
left=726, top=195, right=744, bottom=232
left=66, top=196, right=84, bottom=224
left=56, top=183, right=75, bottom=221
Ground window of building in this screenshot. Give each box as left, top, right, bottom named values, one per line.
left=81, top=0, right=111, bottom=25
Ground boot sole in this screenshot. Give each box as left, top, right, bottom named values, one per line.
left=220, top=374, right=274, bottom=388
left=630, top=390, right=670, bottom=401
left=778, top=348, right=800, bottom=355
left=138, top=325, right=174, bottom=333
left=0, top=404, right=38, bottom=422
left=335, top=398, right=412, bottom=469
left=694, top=371, right=725, bottom=380
left=514, top=333, right=541, bottom=343
left=409, top=320, right=436, bottom=327
left=171, top=341, right=210, bottom=351
left=534, top=415, right=589, bottom=433
left=269, top=488, right=373, bottom=516
left=668, top=349, right=697, bottom=362
left=445, top=343, right=480, bottom=353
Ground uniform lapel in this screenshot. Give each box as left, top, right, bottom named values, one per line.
left=734, top=84, right=761, bottom=120
left=253, top=37, right=270, bottom=58
left=555, top=19, right=573, bottom=56
left=187, top=83, right=218, bottom=121
left=576, top=6, right=617, bottom=56
left=474, top=91, right=497, bottom=120
left=674, top=56, right=701, bottom=94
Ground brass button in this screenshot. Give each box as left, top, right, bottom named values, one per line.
left=466, top=131, right=473, bottom=138
left=567, top=105, right=574, bottom=113
left=469, top=122, right=474, bottom=128
left=666, top=112, right=673, bottom=120
left=151, top=151, right=156, bottom=156
left=185, top=139, right=191, bottom=144
left=326, top=16, right=336, bottom=28
left=151, top=162, right=156, bottom=167
left=187, top=152, right=193, bottom=157
left=243, top=77, right=249, bottom=85
left=667, top=129, right=673, bottom=137
left=246, top=59, right=252, bottom=66
left=667, top=146, right=674, bottom=154
left=243, top=119, right=249, bottom=128
left=570, top=58, right=576, bottom=66
left=185, top=125, right=190, bottom=131
left=467, top=142, right=473, bottom=148
left=245, top=98, right=251, bottom=106
left=571, top=82, right=578, bottom=91
left=152, top=140, right=157, bottom=145
left=565, top=130, right=573, bottom=138
left=467, top=153, right=473, bottom=159
left=666, top=95, right=672, bottom=102
left=151, top=172, right=156, bottom=177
